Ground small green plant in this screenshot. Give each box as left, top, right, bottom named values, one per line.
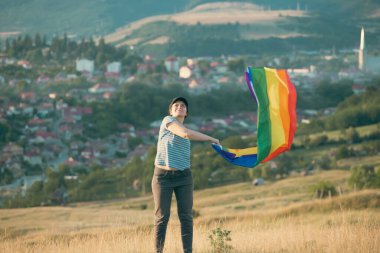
left=192, top=209, right=200, bottom=218
left=139, top=203, right=148, bottom=210
left=208, top=227, right=233, bottom=253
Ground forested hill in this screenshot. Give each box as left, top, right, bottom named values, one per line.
left=302, top=85, right=380, bottom=134
left=0, top=0, right=188, bottom=37
left=0, top=0, right=379, bottom=39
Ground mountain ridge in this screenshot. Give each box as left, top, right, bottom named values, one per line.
left=0, top=0, right=379, bottom=38
left=104, top=2, right=308, bottom=46
left=1, top=0, right=379, bottom=57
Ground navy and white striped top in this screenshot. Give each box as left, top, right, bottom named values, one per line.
left=154, top=116, right=190, bottom=170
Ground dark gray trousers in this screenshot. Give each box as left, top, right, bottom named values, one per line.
left=152, top=166, right=193, bottom=253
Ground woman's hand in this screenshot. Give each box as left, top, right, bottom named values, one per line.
left=210, top=138, right=220, bottom=145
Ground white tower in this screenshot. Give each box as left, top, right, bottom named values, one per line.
left=358, top=27, right=366, bottom=71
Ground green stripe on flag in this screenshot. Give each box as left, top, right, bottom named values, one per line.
left=250, top=67, right=271, bottom=164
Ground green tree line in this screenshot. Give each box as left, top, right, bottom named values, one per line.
left=4, top=123, right=380, bottom=208
left=3, top=34, right=132, bottom=67
left=82, top=82, right=254, bottom=138
left=298, top=85, right=380, bottom=134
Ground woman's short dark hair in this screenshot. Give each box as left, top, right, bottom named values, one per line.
left=168, top=97, right=189, bottom=117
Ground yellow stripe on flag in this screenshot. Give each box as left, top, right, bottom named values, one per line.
left=264, top=68, right=286, bottom=156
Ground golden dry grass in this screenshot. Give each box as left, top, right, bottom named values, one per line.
left=105, top=2, right=308, bottom=46
left=369, top=9, right=380, bottom=18
left=143, top=36, right=170, bottom=45
left=1, top=170, right=379, bottom=253
left=0, top=31, right=21, bottom=37
left=336, top=155, right=380, bottom=168
left=167, top=3, right=306, bottom=25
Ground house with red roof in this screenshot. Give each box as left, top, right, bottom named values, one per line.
left=36, top=74, right=50, bottom=84
left=89, top=83, right=115, bottom=94
left=105, top=72, right=120, bottom=79
left=31, top=130, right=57, bottom=143
left=62, top=106, right=93, bottom=121
left=19, top=103, right=34, bottom=116
left=28, top=118, right=47, bottom=131
left=63, top=157, right=79, bottom=167
left=24, top=150, right=42, bottom=165
left=20, top=92, right=36, bottom=102
left=17, top=60, right=32, bottom=69
left=352, top=84, right=366, bottom=94
left=37, top=102, right=54, bottom=117
left=3, top=143, right=23, bottom=157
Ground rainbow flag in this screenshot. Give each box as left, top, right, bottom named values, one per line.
left=212, top=67, right=297, bottom=168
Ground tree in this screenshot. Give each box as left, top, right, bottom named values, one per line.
left=143, top=146, right=157, bottom=193
left=5, top=39, right=10, bottom=51
left=51, top=36, right=63, bottom=61
left=349, top=165, right=379, bottom=189
left=274, top=153, right=294, bottom=178
left=95, top=52, right=106, bottom=66
left=227, top=58, right=245, bottom=74
left=310, top=134, right=328, bottom=147
left=23, top=34, right=33, bottom=53
left=316, top=154, right=333, bottom=170
left=26, top=49, right=43, bottom=63
left=16, top=80, right=29, bottom=93
left=315, top=79, right=353, bottom=108
left=26, top=181, right=45, bottom=206
left=43, top=167, right=66, bottom=197
left=34, top=33, right=42, bottom=47
left=123, top=54, right=143, bottom=74
left=125, top=156, right=144, bottom=186
left=0, top=122, right=11, bottom=143
left=335, top=145, right=352, bottom=159
left=345, top=127, right=360, bottom=144
left=98, top=37, right=106, bottom=53
left=0, top=168, right=14, bottom=184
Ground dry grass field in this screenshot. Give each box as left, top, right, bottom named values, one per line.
left=164, top=2, right=306, bottom=25
left=1, top=170, right=379, bottom=252
left=0, top=171, right=380, bottom=253
left=105, top=2, right=308, bottom=46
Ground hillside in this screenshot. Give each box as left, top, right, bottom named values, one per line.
left=104, top=2, right=308, bottom=46
left=1, top=170, right=379, bottom=252
left=1, top=0, right=379, bottom=44
left=0, top=0, right=189, bottom=37
left=102, top=1, right=380, bottom=56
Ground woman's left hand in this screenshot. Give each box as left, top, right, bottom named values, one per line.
left=211, top=138, right=220, bottom=145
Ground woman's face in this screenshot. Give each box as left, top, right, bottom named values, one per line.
left=170, top=101, right=187, bottom=118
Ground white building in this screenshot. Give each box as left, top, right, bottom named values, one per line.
left=358, top=27, right=380, bottom=73
left=164, top=56, right=179, bottom=72
left=76, top=59, right=94, bottom=73
left=107, top=62, right=122, bottom=73
left=358, top=27, right=366, bottom=71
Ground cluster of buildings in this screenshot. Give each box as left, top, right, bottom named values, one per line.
left=0, top=82, right=258, bottom=196
left=0, top=26, right=379, bottom=195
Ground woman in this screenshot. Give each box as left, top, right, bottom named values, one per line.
left=152, top=97, right=220, bottom=253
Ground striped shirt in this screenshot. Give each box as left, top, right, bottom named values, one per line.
left=154, top=116, right=191, bottom=170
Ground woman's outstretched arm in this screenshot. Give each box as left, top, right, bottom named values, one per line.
left=167, top=120, right=220, bottom=144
